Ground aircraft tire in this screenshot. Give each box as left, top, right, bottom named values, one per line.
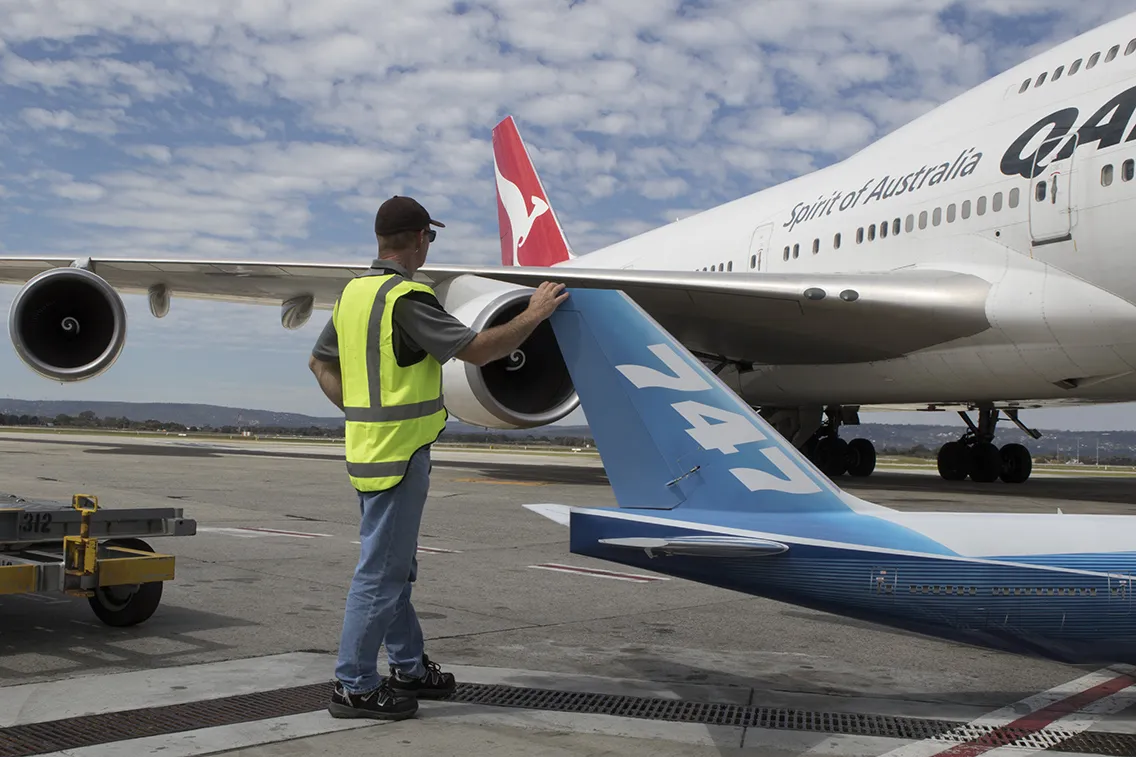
left=969, top=442, right=1002, bottom=483
left=814, top=437, right=849, bottom=477
left=999, top=443, right=1032, bottom=484
left=846, top=438, right=876, bottom=477
left=937, top=441, right=968, bottom=480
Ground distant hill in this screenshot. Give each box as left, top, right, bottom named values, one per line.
left=0, top=398, right=1131, bottom=462
left=0, top=398, right=590, bottom=439
left=0, top=399, right=344, bottom=430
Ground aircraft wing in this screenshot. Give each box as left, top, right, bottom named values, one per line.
left=420, top=263, right=993, bottom=365
left=0, top=256, right=991, bottom=365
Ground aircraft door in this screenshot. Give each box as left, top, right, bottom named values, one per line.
left=1029, top=133, right=1076, bottom=244
left=748, top=223, right=773, bottom=272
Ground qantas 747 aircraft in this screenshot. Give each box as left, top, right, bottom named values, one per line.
left=4, top=15, right=1136, bottom=485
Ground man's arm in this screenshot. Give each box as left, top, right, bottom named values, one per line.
left=309, top=315, right=344, bottom=411
left=309, top=355, right=344, bottom=411
left=456, top=282, right=569, bottom=366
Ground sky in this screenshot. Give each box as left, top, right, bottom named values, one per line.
left=2, top=0, right=1136, bottom=431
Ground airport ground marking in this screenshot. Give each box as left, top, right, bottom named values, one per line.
left=529, top=562, right=670, bottom=583
left=879, top=665, right=1136, bottom=756
left=197, top=526, right=332, bottom=539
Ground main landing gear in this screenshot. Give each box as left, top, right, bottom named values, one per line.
left=803, top=407, right=877, bottom=479
left=936, top=408, right=1038, bottom=484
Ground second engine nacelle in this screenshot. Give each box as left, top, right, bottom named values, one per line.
left=9, top=267, right=127, bottom=382
left=437, top=274, right=578, bottom=429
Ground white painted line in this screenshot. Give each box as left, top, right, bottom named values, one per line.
left=346, top=542, right=461, bottom=554
left=35, top=710, right=376, bottom=757
left=0, top=652, right=335, bottom=727
left=198, top=526, right=332, bottom=539
left=878, top=665, right=1136, bottom=756
left=528, top=562, right=669, bottom=583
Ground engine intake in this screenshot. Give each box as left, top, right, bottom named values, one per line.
left=438, top=275, right=578, bottom=429
left=9, top=267, right=127, bottom=381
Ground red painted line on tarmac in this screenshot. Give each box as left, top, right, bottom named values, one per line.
left=930, top=671, right=1136, bottom=756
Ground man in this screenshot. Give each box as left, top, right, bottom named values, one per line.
left=309, top=195, right=568, bottom=720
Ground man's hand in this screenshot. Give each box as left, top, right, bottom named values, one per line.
left=525, top=282, right=569, bottom=320
left=455, top=282, right=570, bottom=366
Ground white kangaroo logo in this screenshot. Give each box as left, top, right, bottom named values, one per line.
left=495, top=157, right=550, bottom=265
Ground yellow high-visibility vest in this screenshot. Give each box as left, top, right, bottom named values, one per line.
left=333, top=273, right=447, bottom=491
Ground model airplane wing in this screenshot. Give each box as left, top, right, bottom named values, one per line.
left=0, top=256, right=991, bottom=365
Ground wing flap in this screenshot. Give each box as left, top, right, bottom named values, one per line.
left=598, top=536, right=789, bottom=557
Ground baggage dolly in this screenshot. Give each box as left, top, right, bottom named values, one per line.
left=0, top=493, right=197, bottom=627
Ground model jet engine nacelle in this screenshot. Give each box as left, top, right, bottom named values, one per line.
left=436, top=274, right=578, bottom=429
left=9, top=267, right=127, bottom=382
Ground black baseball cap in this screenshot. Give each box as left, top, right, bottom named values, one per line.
left=374, top=195, right=446, bottom=236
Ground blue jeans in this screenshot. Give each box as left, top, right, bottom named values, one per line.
left=334, top=447, right=431, bottom=693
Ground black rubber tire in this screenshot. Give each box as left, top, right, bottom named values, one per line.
left=846, top=438, right=877, bottom=477
left=87, top=538, right=164, bottom=628
left=969, top=442, right=1002, bottom=483
left=937, top=441, right=968, bottom=481
left=999, top=443, right=1033, bottom=484
left=814, top=436, right=849, bottom=477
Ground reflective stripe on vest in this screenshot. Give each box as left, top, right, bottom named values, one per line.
left=333, top=273, right=448, bottom=491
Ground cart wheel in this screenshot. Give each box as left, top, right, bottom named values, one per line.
left=87, top=538, right=164, bottom=627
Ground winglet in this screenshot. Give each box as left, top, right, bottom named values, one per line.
left=492, top=116, right=573, bottom=267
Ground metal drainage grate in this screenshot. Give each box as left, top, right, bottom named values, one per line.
left=1, top=680, right=1136, bottom=756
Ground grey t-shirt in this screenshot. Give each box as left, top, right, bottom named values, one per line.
left=311, top=260, right=476, bottom=367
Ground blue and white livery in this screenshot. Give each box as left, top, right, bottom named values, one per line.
left=529, top=288, right=1136, bottom=665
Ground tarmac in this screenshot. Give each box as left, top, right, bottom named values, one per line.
left=2, top=429, right=1136, bottom=755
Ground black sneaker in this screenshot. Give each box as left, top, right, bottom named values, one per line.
left=388, top=653, right=456, bottom=699
left=327, top=679, right=418, bottom=720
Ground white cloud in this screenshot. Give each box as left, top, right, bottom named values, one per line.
left=2, top=1, right=1136, bottom=414
left=51, top=181, right=106, bottom=201
left=20, top=107, right=125, bottom=135
left=224, top=117, right=267, bottom=139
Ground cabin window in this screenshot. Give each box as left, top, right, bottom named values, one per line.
left=1035, top=72, right=1047, bottom=87
left=793, top=243, right=799, bottom=258
left=919, top=210, right=928, bottom=229
left=1124, top=159, right=1135, bottom=182
left=977, top=195, right=987, bottom=215
left=833, top=232, right=841, bottom=249
left=961, top=199, right=971, bottom=219
left=1053, top=65, right=1064, bottom=81
left=905, top=214, right=914, bottom=232
left=1009, top=187, right=1020, bottom=208
left=1128, top=39, right=1136, bottom=56
left=812, top=238, right=819, bottom=254
left=856, top=227, right=864, bottom=244
left=1088, top=51, right=1101, bottom=69
left=992, top=192, right=1003, bottom=212
left=932, top=207, right=942, bottom=226
left=784, top=246, right=790, bottom=260
left=947, top=203, right=957, bottom=222
left=727, top=260, right=733, bottom=271
left=893, top=218, right=901, bottom=235
left=750, top=254, right=757, bottom=268
left=868, top=224, right=876, bottom=241
left=1036, top=181, right=1047, bottom=202
left=1019, top=78, right=1031, bottom=93
left=1070, top=58, right=1083, bottom=75
left=1106, top=44, right=1120, bottom=63
left=1102, top=164, right=1114, bottom=186
left=880, top=220, right=888, bottom=238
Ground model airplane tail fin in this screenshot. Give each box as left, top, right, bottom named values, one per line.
left=548, top=289, right=855, bottom=514
left=492, top=116, right=573, bottom=267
